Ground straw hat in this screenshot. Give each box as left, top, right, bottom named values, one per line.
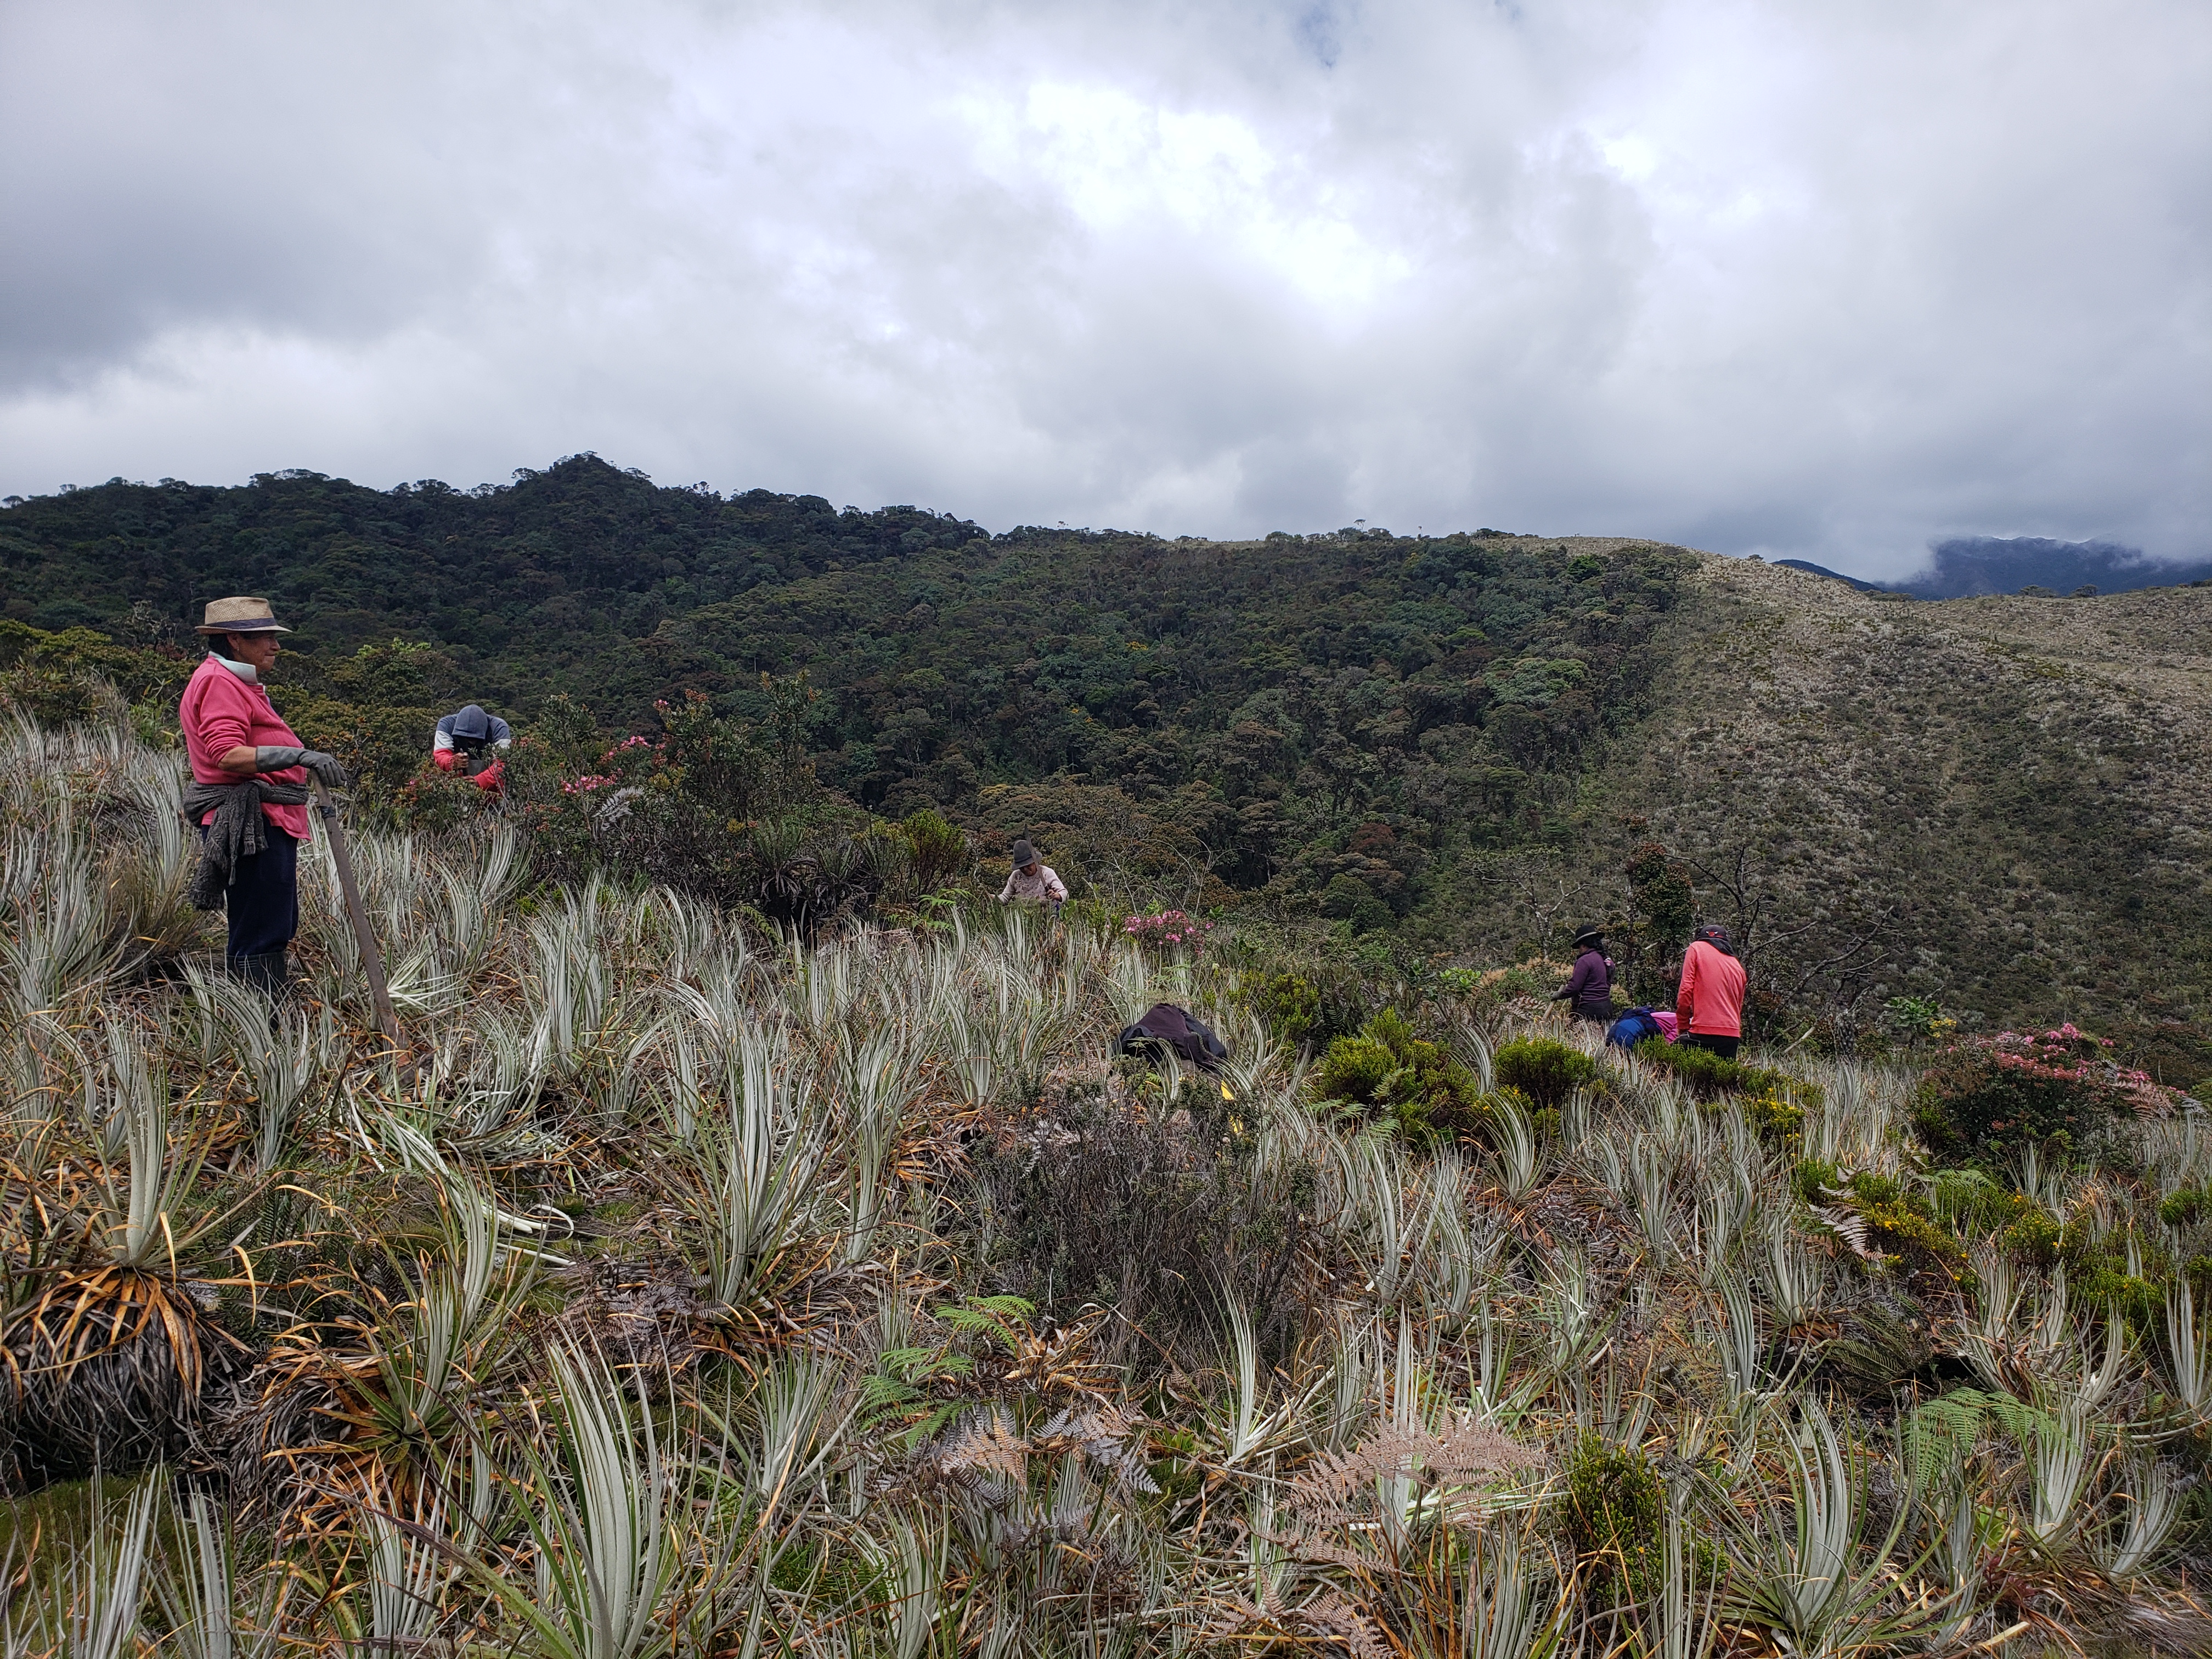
left=195, top=596, right=291, bottom=635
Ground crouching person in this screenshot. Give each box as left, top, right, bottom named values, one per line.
left=179, top=597, right=348, bottom=996
left=997, top=839, right=1068, bottom=918
left=433, top=703, right=512, bottom=790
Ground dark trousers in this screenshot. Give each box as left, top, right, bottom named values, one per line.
left=213, top=827, right=300, bottom=962
left=1679, top=1032, right=1740, bottom=1060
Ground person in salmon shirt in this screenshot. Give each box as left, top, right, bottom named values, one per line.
left=1674, top=924, right=1748, bottom=1059
left=178, top=597, right=347, bottom=996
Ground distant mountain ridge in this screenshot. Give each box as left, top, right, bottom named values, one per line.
left=1782, top=537, right=2212, bottom=600
left=1901, top=535, right=2212, bottom=598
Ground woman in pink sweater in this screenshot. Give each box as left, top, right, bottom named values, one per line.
left=179, top=597, right=346, bottom=995
left=1674, top=925, right=1747, bottom=1059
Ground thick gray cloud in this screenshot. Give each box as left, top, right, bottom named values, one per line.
left=3, top=0, right=2207, bottom=577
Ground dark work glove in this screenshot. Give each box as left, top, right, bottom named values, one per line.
left=255, top=746, right=349, bottom=788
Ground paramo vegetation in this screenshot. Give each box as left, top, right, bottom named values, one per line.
left=4, top=695, right=2212, bottom=1652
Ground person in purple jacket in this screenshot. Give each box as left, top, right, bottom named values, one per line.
left=1553, top=927, right=1616, bottom=1022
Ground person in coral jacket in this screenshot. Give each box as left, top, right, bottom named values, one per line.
left=1674, top=924, right=1748, bottom=1058
left=432, top=703, right=511, bottom=790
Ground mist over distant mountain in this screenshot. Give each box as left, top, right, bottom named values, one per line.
left=1891, top=536, right=2212, bottom=599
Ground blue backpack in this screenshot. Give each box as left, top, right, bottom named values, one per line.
left=1606, top=1008, right=1664, bottom=1049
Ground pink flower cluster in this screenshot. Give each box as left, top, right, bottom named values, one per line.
left=1124, top=909, right=1215, bottom=951
left=1956, top=1024, right=2170, bottom=1112
left=556, top=734, right=668, bottom=797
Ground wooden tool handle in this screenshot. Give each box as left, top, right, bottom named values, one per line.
left=312, top=776, right=400, bottom=1043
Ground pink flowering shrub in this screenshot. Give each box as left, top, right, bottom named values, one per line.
left=504, top=685, right=860, bottom=922
left=565, top=732, right=665, bottom=789
left=1910, top=1023, right=2172, bottom=1166
left=1123, top=909, right=1214, bottom=953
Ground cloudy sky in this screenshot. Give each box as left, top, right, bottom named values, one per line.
left=3, top=1, right=2207, bottom=577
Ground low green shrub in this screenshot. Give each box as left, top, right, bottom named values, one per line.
left=1997, top=1205, right=2062, bottom=1266
left=1564, top=1434, right=1663, bottom=1597
left=1436, top=960, right=1577, bottom=1017
left=2159, top=1189, right=2209, bottom=1228
left=1634, top=1039, right=1791, bottom=1102
left=1742, top=1083, right=1807, bottom=1148
left=2053, top=1214, right=2166, bottom=1330
left=1240, top=969, right=1323, bottom=1047
left=1793, top=1157, right=1840, bottom=1205
left=1844, top=1171, right=1964, bottom=1272
left=1146, top=1426, right=1204, bottom=1504
left=1313, top=1008, right=1484, bottom=1141
left=900, top=807, right=973, bottom=892
left=1235, top=963, right=1370, bottom=1049
left=1930, top=1168, right=2024, bottom=1234
left=1798, top=1164, right=1964, bottom=1271
left=1494, top=1037, right=1599, bottom=1107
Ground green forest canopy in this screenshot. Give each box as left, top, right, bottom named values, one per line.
left=0, top=453, right=1686, bottom=911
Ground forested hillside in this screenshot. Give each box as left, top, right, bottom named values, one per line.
left=0, top=453, right=1691, bottom=922
left=4, top=454, right=2208, bottom=1073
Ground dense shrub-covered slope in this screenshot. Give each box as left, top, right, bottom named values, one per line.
left=4, top=457, right=2208, bottom=1062
left=1592, top=558, right=2212, bottom=1073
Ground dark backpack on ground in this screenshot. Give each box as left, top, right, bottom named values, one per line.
left=1606, top=1007, right=1664, bottom=1049
left=1115, top=1002, right=1229, bottom=1072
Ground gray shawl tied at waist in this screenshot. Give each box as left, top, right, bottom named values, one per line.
left=181, top=777, right=311, bottom=911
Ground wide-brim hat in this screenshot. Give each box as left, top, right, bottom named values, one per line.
left=1010, top=838, right=1038, bottom=867
left=1572, top=926, right=1604, bottom=947
left=195, top=596, right=291, bottom=635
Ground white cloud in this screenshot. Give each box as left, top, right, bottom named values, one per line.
left=1, top=0, right=2205, bottom=576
